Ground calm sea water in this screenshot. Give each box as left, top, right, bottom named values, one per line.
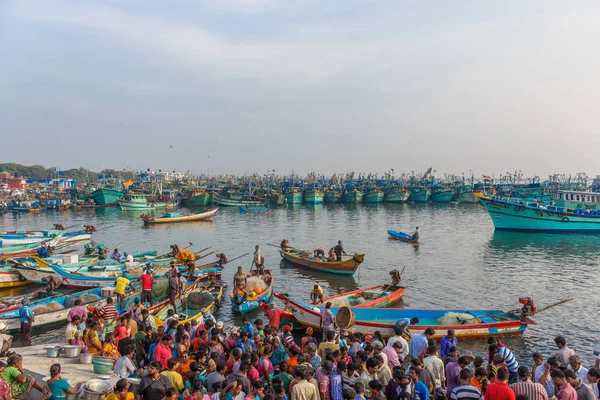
left=1, top=204, right=597, bottom=366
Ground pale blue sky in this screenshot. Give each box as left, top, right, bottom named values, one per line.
left=1, top=1, right=599, bottom=177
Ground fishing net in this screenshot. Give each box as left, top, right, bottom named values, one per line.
left=32, top=302, right=64, bottom=314
left=437, top=312, right=481, bottom=325
left=186, top=291, right=215, bottom=310
left=65, top=294, right=102, bottom=307
left=329, top=296, right=368, bottom=308
left=246, top=277, right=267, bottom=293
left=150, top=279, right=171, bottom=301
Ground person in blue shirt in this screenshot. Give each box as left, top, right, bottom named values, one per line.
left=235, top=331, right=257, bottom=352
left=47, top=363, right=81, bottom=400
left=409, top=366, right=430, bottom=400
left=440, top=330, right=459, bottom=359
left=240, top=317, right=255, bottom=335
left=18, top=299, right=34, bottom=341
left=409, top=328, right=435, bottom=357
left=330, top=367, right=343, bottom=400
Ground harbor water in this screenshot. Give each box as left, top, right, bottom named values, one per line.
left=1, top=203, right=597, bottom=366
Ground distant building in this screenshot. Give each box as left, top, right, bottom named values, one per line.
left=0, top=171, right=12, bottom=181
left=8, top=178, right=26, bottom=190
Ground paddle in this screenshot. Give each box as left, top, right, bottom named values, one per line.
left=382, top=266, right=405, bottom=291
left=267, top=242, right=302, bottom=252
left=458, top=298, right=573, bottom=324
left=195, top=251, right=215, bottom=261
left=194, top=246, right=213, bottom=256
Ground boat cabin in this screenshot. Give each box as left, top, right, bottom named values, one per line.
left=554, top=189, right=600, bottom=210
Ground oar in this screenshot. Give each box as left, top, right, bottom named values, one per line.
left=195, top=251, right=215, bottom=261
left=532, top=298, right=573, bottom=314
left=458, top=298, right=573, bottom=324
left=223, top=253, right=249, bottom=264
left=267, top=243, right=301, bottom=252
left=194, top=246, right=213, bottom=256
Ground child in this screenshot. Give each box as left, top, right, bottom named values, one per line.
left=354, top=382, right=366, bottom=400
left=210, top=381, right=223, bottom=400
left=343, top=388, right=356, bottom=400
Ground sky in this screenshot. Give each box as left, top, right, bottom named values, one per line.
left=1, top=0, right=600, bottom=178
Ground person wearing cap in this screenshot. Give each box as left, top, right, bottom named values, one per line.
left=18, top=298, right=34, bottom=340
left=115, top=271, right=134, bottom=309
left=334, top=240, right=346, bottom=261
left=140, top=267, right=154, bottom=306
left=0, top=323, right=12, bottom=357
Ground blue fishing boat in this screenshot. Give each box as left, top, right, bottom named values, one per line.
left=275, top=293, right=538, bottom=339
left=343, top=188, right=363, bottom=204
left=304, top=188, right=324, bottom=205
left=387, top=230, right=419, bottom=243
left=408, top=187, right=430, bottom=202
left=285, top=187, right=303, bottom=204
left=230, top=271, right=273, bottom=314
left=477, top=194, right=600, bottom=232
left=324, top=189, right=342, bottom=204
left=49, top=264, right=123, bottom=288
left=430, top=186, right=454, bottom=203
left=363, top=188, right=384, bottom=203
left=384, top=186, right=411, bottom=203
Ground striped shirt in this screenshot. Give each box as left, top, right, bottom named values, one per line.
left=100, top=304, right=118, bottom=320
left=451, top=385, right=482, bottom=400
left=497, top=347, right=519, bottom=372
left=510, top=380, right=548, bottom=400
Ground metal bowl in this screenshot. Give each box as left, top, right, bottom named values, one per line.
left=62, top=345, right=83, bottom=358
left=84, top=379, right=112, bottom=393
left=80, top=353, right=94, bottom=364
left=45, top=345, right=63, bottom=358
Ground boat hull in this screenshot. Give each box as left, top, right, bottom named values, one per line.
left=285, top=192, right=303, bottom=205
left=387, top=230, right=419, bottom=243
left=384, top=189, right=410, bottom=203
left=364, top=191, right=384, bottom=203
left=343, top=190, right=363, bottom=204
left=143, top=208, right=218, bottom=224
left=230, top=272, right=274, bottom=314
left=304, top=192, right=324, bottom=205
left=119, top=201, right=167, bottom=210
left=324, top=192, right=342, bottom=204
left=408, top=189, right=430, bottom=202
left=91, top=189, right=124, bottom=206
left=214, top=195, right=263, bottom=207
left=479, top=196, right=600, bottom=232
left=457, top=192, right=479, bottom=203
left=275, top=294, right=533, bottom=339
left=431, top=190, right=454, bottom=203
left=266, top=194, right=286, bottom=206
left=181, top=193, right=211, bottom=207
left=279, top=249, right=363, bottom=275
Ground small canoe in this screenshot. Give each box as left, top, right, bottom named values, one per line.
left=153, top=286, right=222, bottom=326
left=230, top=270, right=274, bottom=314
left=274, top=293, right=536, bottom=339
left=0, top=268, right=28, bottom=289
left=141, top=208, right=218, bottom=225
left=387, top=230, right=419, bottom=243
left=279, top=249, right=364, bottom=275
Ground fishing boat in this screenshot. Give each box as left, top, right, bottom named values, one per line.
left=279, top=249, right=364, bottom=275
left=230, top=270, right=274, bottom=314
left=141, top=208, right=218, bottom=225
left=238, top=206, right=269, bottom=212
left=0, top=234, right=63, bottom=258
left=91, top=188, right=125, bottom=206
left=213, top=193, right=263, bottom=207
left=274, top=293, right=537, bottom=339
left=12, top=260, right=124, bottom=285
left=153, top=286, right=222, bottom=326
left=384, top=187, right=410, bottom=203
left=0, top=287, right=108, bottom=333
left=324, top=189, right=342, bottom=204
left=430, top=186, right=455, bottom=203
left=118, top=193, right=168, bottom=210
left=48, top=264, right=125, bottom=288
left=304, top=188, right=324, bottom=205
left=553, top=189, right=600, bottom=211
left=285, top=187, right=303, bottom=205
left=0, top=228, right=93, bottom=247
left=342, top=188, right=363, bottom=204
left=181, top=189, right=211, bottom=207
left=0, top=267, right=28, bottom=289
left=363, top=188, right=384, bottom=204
left=387, top=230, right=419, bottom=243
left=265, top=192, right=286, bottom=206
left=408, top=187, right=430, bottom=202
left=477, top=194, right=600, bottom=232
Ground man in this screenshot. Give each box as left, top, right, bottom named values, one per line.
left=564, top=369, right=595, bottom=400
left=387, top=325, right=409, bottom=359
left=168, top=262, right=179, bottom=309
left=186, top=261, right=196, bottom=282
left=115, top=344, right=139, bottom=379
left=484, top=368, right=515, bottom=400
left=252, top=245, right=265, bottom=274
left=140, top=269, right=154, bottom=306
left=317, top=361, right=333, bottom=400
left=161, top=358, right=185, bottom=394
left=447, top=356, right=470, bottom=395
left=550, top=370, right=577, bottom=400
left=510, top=366, right=548, bottom=400
left=489, top=344, right=519, bottom=383
left=330, top=362, right=343, bottom=400
left=320, top=302, right=335, bottom=341
left=567, top=354, right=588, bottom=383
left=586, top=368, right=600, bottom=400
left=423, top=345, right=445, bottom=394
left=534, top=356, right=560, bottom=398
left=411, top=357, right=434, bottom=395
left=358, top=359, right=379, bottom=398
left=372, top=342, right=387, bottom=367
left=177, top=272, right=187, bottom=311
left=40, top=275, right=60, bottom=298
left=292, top=367, right=319, bottom=400
left=334, top=241, right=346, bottom=262
left=441, top=330, right=459, bottom=359
left=412, top=227, right=419, bottom=239
left=451, top=368, right=482, bottom=400
left=382, top=342, right=403, bottom=371
left=318, top=331, right=338, bottom=360
left=226, top=362, right=252, bottom=396
left=410, top=328, right=435, bottom=357
left=18, top=298, right=34, bottom=340
left=0, top=322, right=13, bottom=357
left=112, top=248, right=122, bottom=261
left=311, top=285, right=324, bottom=305
left=409, top=366, right=430, bottom=400
left=314, top=248, right=325, bottom=258
left=553, top=336, right=576, bottom=369
left=216, top=253, right=228, bottom=269
left=390, top=370, right=412, bottom=400
left=136, top=361, right=173, bottom=400
left=115, top=271, right=135, bottom=309
left=234, top=267, right=247, bottom=290
left=306, top=343, right=322, bottom=370
left=65, top=315, right=81, bottom=343
left=263, top=303, right=287, bottom=329
left=154, top=335, right=175, bottom=370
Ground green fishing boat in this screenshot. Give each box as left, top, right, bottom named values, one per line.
left=181, top=189, right=211, bottom=207
left=285, top=187, right=303, bottom=204
left=363, top=188, right=384, bottom=203
left=553, top=190, right=600, bottom=210
left=384, top=186, right=410, bottom=203
left=343, top=188, right=364, bottom=204
left=324, top=189, right=342, bottom=203
left=118, top=193, right=167, bottom=210
left=408, top=187, right=430, bottom=202
left=304, top=188, right=324, bottom=204
left=430, top=186, right=454, bottom=203
left=91, top=188, right=124, bottom=206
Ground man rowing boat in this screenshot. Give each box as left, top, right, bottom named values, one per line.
left=334, top=240, right=346, bottom=261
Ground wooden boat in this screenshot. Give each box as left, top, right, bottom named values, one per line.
left=0, top=229, right=92, bottom=247
left=49, top=264, right=125, bottom=288
left=141, top=208, right=218, bottom=225
left=0, top=267, right=28, bottom=289
left=230, top=270, right=274, bottom=314
left=319, top=285, right=405, bottom=308
left=387, top=230, right=419, bottom=243
left=213, top=193, right=263, bottom=207
left=279, top=249, right=364, bottom=275
left=0, top=287, right=108, bottom=333
left=153, top=286, right=222, bottom=326
left=0, top=234, right=63, bottom=258
left=12, top=260, right=124, bottom=285
left=274, top=293, right=536, bottom=339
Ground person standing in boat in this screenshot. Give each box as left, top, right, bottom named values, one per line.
left=328, top=247, right=336, bottom=262
left=334, top=241, right=346, bottom=262
left=252, top=245, right=265, bottom=274
left=168, top=262, right=180, bottom=310
left=412, top=227, right=419, bottom=240
left=234, top=266, right=247, bottom=290
left=18, top=299, right=34, bottom=341
left=216, top=253, right=228, bottom=269
left=186, top=261, right=196, bottom=282
left=320, top=302, right=336, bottom=341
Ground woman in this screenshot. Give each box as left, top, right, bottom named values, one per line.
left=69, top=331, right=88, bottom=354
left=84, top=321, right=103, bottom=355
left=2, top=354, right=44, bottom=398
left=0, top=361, right=12, bottom=400
left=114, top=318, right=131, bottom=347
left=209, top=333, right=225, bottom=360
left=167, top=320, right=179, bottom=340
left=184, top=379, right=210, bottom=400
left=300, top=328, right=317, bottom=352
left=105, top=378, right=134, bottom=400
left=177, top=335, right=191, bottom=358
left=47, top=363, right=81, bottom=400
left=102, top=333, right=120, bottom=361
